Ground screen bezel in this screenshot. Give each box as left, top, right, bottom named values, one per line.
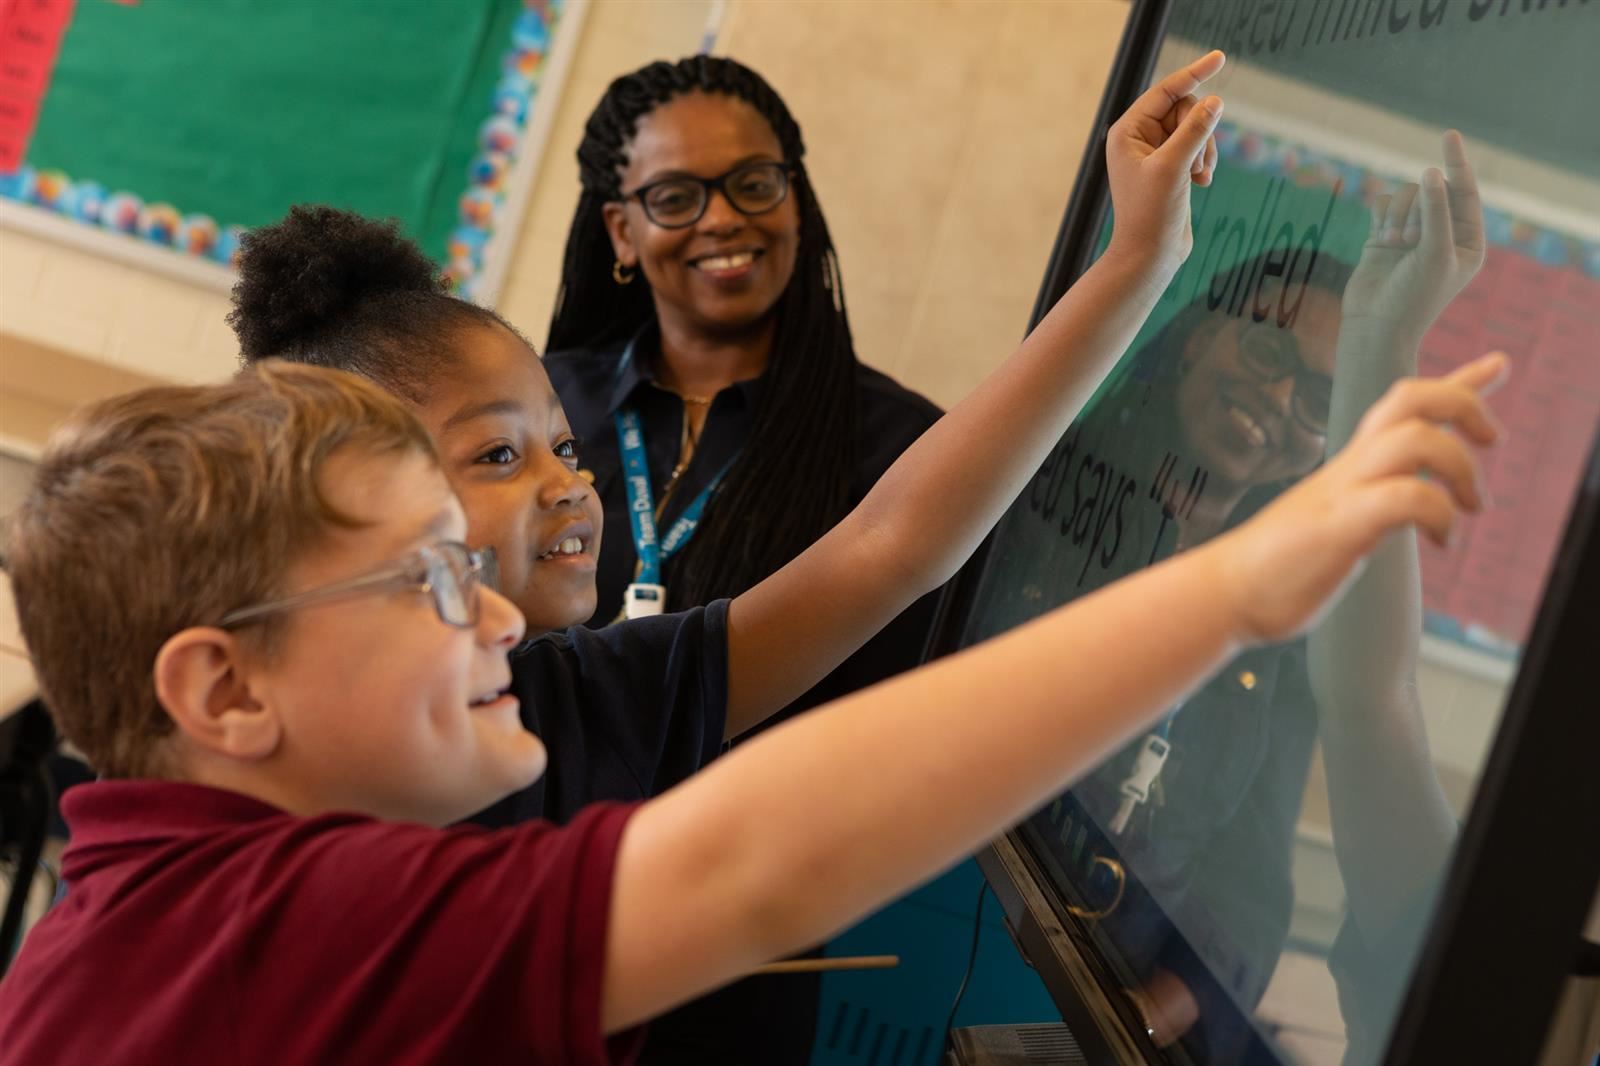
left=925, top=1, right=1600, bottom=1061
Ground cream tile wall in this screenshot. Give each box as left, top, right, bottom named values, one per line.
left=708, top=0, right=1129, bottom=408
left=497, top=0, right=717, bottom=336
left=0, top=228, right=238, bottom=385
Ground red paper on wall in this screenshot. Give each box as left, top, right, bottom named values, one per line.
left=0, top=0, right=76, bottom=174
left=1419, top=246, right=1600, bottom=649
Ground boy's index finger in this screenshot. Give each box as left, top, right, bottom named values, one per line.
left=1357, top=354, right=1508, bottom=436
left=1127, top=51, right=1226, bottom=124
left=1447, top=350, right=1511, bottom=397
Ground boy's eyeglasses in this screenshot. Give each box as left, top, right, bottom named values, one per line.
left=622, top=162, right=792, bottom=229
left=1236, top=326, right=1334, bottom=435
left=218, top=542, right=498, bottom=630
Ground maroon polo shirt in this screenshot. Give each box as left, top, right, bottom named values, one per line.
left=0, top=781, right=641, bottom=1065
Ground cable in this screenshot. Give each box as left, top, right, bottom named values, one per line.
left=0, top=760, right=51, bottom=977
left=1, top=700, right=57, bottom=977
left=38, top=857, right=60, bottom=906
left=943, top=879, right=988, bottom=1053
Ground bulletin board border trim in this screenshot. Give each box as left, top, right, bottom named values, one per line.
left=1222, top=96, right=1600, bottom=258
left=450, top=0, right=590, bottom=306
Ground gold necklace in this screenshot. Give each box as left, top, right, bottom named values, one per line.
left=657, top=400, right=703, bottom=514
left=653, top=381, right=713, bottom=406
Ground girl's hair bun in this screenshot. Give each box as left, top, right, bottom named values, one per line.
left=228, top=205, right=441, bottom=361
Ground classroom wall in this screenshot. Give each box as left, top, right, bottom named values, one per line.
left=2, top=0, right=1129, bottom=447
left=494, top=0, right=717, bottom=340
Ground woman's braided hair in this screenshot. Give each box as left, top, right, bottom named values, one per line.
left=548, top=55, right=859, bottom=611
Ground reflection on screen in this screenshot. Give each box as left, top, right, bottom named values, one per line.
left=960, top=4, right=1600, bottom=1064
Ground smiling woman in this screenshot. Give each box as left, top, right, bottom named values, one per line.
left=541, top=55, right=946, bottom=1064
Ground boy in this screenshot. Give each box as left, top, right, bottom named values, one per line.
left=0, top=351, right=1503, bottom=1063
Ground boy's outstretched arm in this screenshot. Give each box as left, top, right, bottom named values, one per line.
left=604, top=354, right=1506, bottom=1032
left=722, top=53, right=1227, bottom=740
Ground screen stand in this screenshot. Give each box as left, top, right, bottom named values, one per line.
left=945, top=1023, right=1088, bottom=1065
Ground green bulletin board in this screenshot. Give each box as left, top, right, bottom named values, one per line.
left=1, top=0, right=569, bottom=293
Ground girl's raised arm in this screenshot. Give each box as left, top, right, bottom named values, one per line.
left=723, top=52, right=1228, bottom=739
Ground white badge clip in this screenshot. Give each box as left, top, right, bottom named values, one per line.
left=1108, top=733, right=1170, bottom=836
left=623, top=582, right=667, bottom=620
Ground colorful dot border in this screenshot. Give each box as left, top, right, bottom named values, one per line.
left=1212, top=119, right=1600, bottom=279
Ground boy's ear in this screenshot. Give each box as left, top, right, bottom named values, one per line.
left=153, top=628, right=281, bottom=762
left=600, top=201, right=639, bottom=270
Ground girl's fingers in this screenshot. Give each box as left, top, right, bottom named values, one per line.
left=1386, top=182, right=1420, bottom=243
left=1441, top=129, right=1487, bottom=253
left=1370, top=194, right=1392, bottom=240
left=1168, top=94, right=1199, bottom=138
left=1126, top=50, right=1225, bottom=130
left=1403, top=176, right=1427, bottom=244
left=1193, top=125, right=1218, bottom=185
left=1416, top=167, right=1453, bottom=257
left=1153, top=94, right=1223, bottom=173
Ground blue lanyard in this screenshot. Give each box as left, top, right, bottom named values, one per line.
left=614, top=407, right=734, bottom=585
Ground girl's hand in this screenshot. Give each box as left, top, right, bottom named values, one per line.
left=1212, top=351, right=1508, bottom=644
left=1105, top=50, right=1227, bottom=271
left=1340, top=130, right=1487, bottom=356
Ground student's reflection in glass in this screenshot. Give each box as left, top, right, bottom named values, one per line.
left=1024, top=138, right=1487, bottom=1062
left=1049, top=250, right=1354, bottom=1061
left=1306, top=135, right=1488, bottom=1064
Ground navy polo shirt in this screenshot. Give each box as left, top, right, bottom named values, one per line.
left=544, top=325, right=944, bottom=1065
left=544, top=323, right=945, bottom=741
left=470, top=599, right=730, bottom=828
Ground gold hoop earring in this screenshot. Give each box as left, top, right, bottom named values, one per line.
left=612, top=260, right=636, bottom=285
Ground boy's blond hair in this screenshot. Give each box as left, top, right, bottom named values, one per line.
left=6, top=360, right=437, bottom=778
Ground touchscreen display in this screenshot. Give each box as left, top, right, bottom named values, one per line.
left=958, top=4, right=1599, bottom=1062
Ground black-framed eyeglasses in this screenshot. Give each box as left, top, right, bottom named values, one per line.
left=1236, top=326, right=1334, bottom=435
left=218, top=542, right=498, bottom=631
left=621, top=161, right=792, bottom=229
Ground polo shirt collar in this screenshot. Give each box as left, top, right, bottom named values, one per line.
left=603, top=319, right=770, bottom=416
left=60, top=780, right=289, bottom=879
left=603, top=321, right=662, bottom=417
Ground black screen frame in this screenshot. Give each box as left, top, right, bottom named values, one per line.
left=928, top=2, right=1600, bottom=1062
